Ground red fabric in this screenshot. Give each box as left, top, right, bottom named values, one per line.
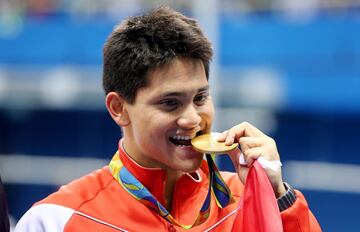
left=239, top=161, right=283, bottom=232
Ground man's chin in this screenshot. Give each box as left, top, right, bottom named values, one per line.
left=178, top=158, right=203, bottom=173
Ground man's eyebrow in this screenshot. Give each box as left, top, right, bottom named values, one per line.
left=198, top=86, right=210, bottom=92
left=160, top=86, right=210, bottom=98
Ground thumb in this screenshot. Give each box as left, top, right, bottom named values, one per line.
left=228, top=148, right=241, bottom=170
left=228, top=147, right=249, bottom=184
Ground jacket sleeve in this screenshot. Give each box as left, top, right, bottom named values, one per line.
left=14, top=203, right=74, bottom=232
left=281, top=190, right=322, bottom=232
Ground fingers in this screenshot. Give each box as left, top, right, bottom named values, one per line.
left=216, top=130, right=227, bottom=141
left=217, top=128, right=245, bottom=145
left=218, top=121, right=280, bottom=163
left=239, top=137, right=266, bottom=149
left=219, top=122, right=284, bottom=196
left=217, top=121, right=267, bottom=145
left=241, top=147, right=263, bottom=166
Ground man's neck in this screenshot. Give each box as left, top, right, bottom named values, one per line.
left=121, top=137, right=185, bottom=211
left=164, top=169, right=183, bottom=211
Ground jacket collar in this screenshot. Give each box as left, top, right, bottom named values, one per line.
left=117, top=139, right=206, bottom=206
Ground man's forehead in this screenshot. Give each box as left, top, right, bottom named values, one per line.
left=140, top=57, right=209, bottom=96
left=147, top=58, right=205, bottom=80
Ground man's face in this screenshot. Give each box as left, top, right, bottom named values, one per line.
left=122, top=58, right=214, bottom=173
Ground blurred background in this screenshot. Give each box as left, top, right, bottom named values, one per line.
left=0, top=0, right=360, bottom=231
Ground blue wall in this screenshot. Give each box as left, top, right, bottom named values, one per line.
left=1, top=16, right=359, bottom=113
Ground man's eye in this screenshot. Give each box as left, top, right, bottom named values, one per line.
left=194, top=93, right=209, bottom=104
left=159, top=99, right=180, bottom=111
left=162, top=99, right=179, bottom=106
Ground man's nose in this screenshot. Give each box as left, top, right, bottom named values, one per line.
left=177, top=105, right=201, bottom=129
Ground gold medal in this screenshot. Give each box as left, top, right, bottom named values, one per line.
left=191, top=132, right=238, bottom=154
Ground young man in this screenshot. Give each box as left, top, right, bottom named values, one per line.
left=15, top=7, right=321, bottom=231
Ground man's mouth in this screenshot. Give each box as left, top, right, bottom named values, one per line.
left=169, top=132, right=202, bottom=147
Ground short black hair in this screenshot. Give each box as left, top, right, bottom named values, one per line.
left=102, top=6, right=213, bottom=103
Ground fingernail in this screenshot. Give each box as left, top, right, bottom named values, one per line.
left=225, top=139, right=232, bottom=145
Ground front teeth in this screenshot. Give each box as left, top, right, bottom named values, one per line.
left=172, top=135, right=193, bottom=140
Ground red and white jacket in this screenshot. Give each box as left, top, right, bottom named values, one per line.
left=15, top=146, right=321, bottom=232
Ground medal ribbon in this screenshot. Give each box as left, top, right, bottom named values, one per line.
left=109, top=152, right=233, bottom=229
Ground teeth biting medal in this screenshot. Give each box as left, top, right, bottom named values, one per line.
left=191, top=132, right=238, bottom=154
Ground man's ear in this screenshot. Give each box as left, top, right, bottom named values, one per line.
left=105, top=92, right=130, bottom=126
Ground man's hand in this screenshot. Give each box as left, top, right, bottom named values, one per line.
left=217, top=121, right=286, bottom=197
